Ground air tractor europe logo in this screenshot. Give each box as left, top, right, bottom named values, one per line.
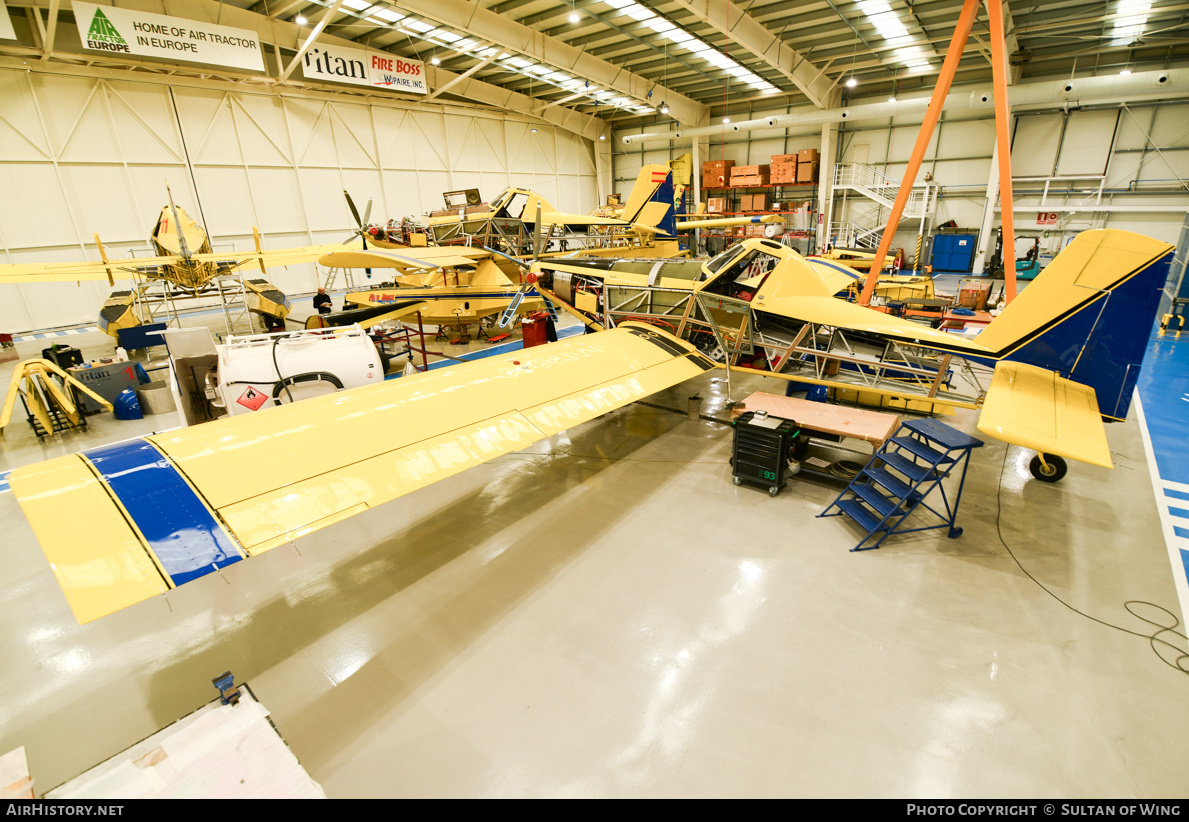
left=86, top=9, right=130, bottom=53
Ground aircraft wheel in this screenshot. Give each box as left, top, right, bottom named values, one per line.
left=1029, top=454, right=1067, bottom=483
left=733, top=476, right=742, bottom=486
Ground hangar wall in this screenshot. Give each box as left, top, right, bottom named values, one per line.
left=0, top=66, right=599, bottom=334
left=614, top=99, right=1189, bottom=262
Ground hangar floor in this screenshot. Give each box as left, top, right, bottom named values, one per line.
left=1, top=314, right=1187, bottom=798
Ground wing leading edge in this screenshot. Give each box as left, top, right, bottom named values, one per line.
left=10, top=324, right=713, bottom=623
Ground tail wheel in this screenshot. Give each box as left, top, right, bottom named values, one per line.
left=1029, top=454, right=1067, bottom=483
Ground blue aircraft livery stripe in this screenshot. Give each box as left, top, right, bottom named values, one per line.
left=83, top=440, right=243, bottom=586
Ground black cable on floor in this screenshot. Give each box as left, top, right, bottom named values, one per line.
left=995, top=447, right=1189, bottom=676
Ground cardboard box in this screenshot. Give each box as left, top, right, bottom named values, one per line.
left=797, top=148, right=820, bottom=163
left=732, top=175, right=765, bottom=187
left=771, top=154, right=797, bottom=164
left=770, top=162, right=797, bottom=184
left=731, top=164, right=770, bottom=177
left=742, top=193, right=770, bottom=212
left=707, top=197, right=727, bottom=213
left=796, top=161, right=819, bottom=183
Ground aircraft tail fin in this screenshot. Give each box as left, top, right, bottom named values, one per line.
left=976, top=229, right=1173, bottom=420
left=621, top=165, right=676, bottom=237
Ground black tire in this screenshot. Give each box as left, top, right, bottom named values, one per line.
left=1029, top=454, right=1067, bottom=483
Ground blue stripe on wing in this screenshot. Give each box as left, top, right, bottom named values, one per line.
left=84, top=440, right=243, bottom=586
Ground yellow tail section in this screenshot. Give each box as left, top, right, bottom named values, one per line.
left=619, top=165, right=670, bottom=225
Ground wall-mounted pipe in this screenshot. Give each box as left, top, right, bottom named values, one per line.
left=620, top=69, right=1189, bottom=145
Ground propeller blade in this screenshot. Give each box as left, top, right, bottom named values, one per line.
left=344, top=190, right=362, bottom=228
left=362, top=198, right=373, bottom=227
left=533, top=199, right=543, bottom=263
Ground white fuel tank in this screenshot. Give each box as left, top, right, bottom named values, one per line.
left=214, top=325, right=382, bottom=415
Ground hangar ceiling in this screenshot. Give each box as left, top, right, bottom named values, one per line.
left=3, top=1, right=1188, bottom=126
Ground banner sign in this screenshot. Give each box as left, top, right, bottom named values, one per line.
left=0, top=0, right=16, bottom=41
left=72, top=2, right=264, bottom=72
left=301, top=44, right=427, bottom=95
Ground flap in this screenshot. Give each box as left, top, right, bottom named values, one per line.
left=976, top=361, right=1112, bottom=468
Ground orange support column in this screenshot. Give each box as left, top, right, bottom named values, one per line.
left=859, top=0, right=980, bottom=306
left=987, top=0, right=1018, bottom=303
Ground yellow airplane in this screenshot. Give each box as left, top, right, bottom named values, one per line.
left=528, top=229, right=1173, bottom=483
left=309, top=245, right=543, bottom=332
left=5, top=227, right=1171, bottom=627
left=0, top=192, right=364, bottom=338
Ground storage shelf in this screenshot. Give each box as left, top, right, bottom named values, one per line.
left=704, top=183, right=818, bottom=190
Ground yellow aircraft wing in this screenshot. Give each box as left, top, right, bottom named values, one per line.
left=10, top=324, right=712, bottom=623
left=977, top=361, right=1112, bottom=468
left=0, top=256, right=182, bottom=284
left=191, top=238, right=368, bottom=272
left=675, top=215, right=784, bottom=231
left=318, top=246, right=492, bottom=271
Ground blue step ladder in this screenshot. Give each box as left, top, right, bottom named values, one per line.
left=497, top=289, right=558, bottom=328
left=819, top=419, right=984, bottom=551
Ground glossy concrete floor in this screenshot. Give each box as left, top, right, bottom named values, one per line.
left=1, top=318, right=1188, bottom=798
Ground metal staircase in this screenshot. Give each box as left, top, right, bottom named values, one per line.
left=833, top=163, right=938, bottom=218
left=819, top=419, right=983, bottom=551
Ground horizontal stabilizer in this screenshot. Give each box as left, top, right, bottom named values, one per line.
left=976, top=361, right=1111, bottom=469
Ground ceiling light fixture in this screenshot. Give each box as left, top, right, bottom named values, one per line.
left=531, top=127, right=538, bottom=133
left=660, top=102, right=670, bottom=115
left=599, top=134, right=606, bottom=140
left=846, top=77, right=858, bottom=88
left=570, top=11, right=580, bottom=23
left=888, top=95, right=897, bottom=103
left=431, top=56, right=440, bottom=65
left=1119, top=67, right=1132, bottom=75
left=295, top=14, right=307, bottom=25
left=722, top=116, right=730, bottom=124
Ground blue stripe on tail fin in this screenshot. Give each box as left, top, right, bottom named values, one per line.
left=1006, top=249, right=1172, bottom=419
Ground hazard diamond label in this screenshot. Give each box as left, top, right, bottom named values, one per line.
left=236, top=386, right=269, bottom=411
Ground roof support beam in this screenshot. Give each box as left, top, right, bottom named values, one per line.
left=390, top=0, right=707, bottom=125
left=667, top=0, right=839, bottom=109
left=278, top=0, right=346, bottom=83
left=425, top=53, right=497, bottom=102
left=41, top=0, right=60, bottom=61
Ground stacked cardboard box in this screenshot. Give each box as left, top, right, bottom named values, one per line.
left=740, top=192, right=771, bottom=212
left=796, top=148, right=820, bottom=183
left=730, top=164, right=770, bottom=187
left=701, top=160, right=735, bottom=190
left=770, top=154, right=798, bottom=184
left=707, top=197, right=728, bottom=214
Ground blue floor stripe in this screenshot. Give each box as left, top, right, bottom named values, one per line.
left=1175, top=526, right=1189, bottom=540
left=1165, top=488, right=1189, bottom=502
left=1169, top=506, right=1189, bottom=520
left=83, top=440, right=241, bottom=585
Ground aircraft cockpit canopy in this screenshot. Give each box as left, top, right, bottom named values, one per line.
left=700, top=242, right=783, bottom=301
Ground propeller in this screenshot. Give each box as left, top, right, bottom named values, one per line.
left=343, top=190, right=375, bottom=278
left=495, top=199, right=553, bottom=329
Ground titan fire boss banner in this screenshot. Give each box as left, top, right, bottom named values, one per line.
left=301, top=43, right=427, bottom=95
left=72, top=2, right=265, bottom=72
